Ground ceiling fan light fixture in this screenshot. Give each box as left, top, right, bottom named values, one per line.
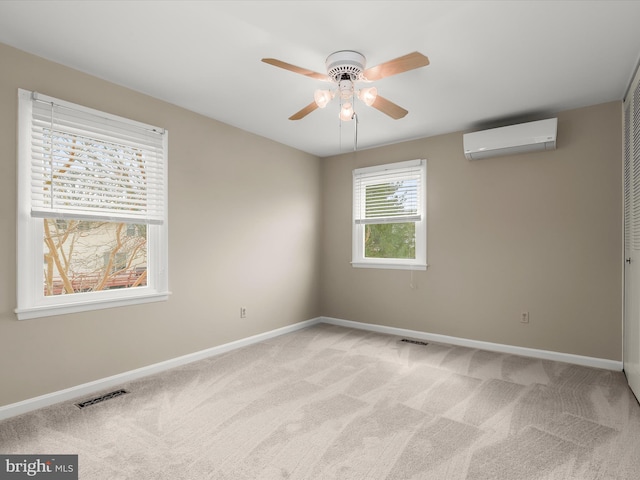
left=338, top=79, right=354, bottom=100
left=339, top=102, right=354, bottom=122
left=358, top=87, right=378, bottom=106
left=314, top=89, right=333, bottom=108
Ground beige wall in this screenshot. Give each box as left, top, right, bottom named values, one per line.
left=0, top=41, right=624, bottom=408
left=320, top=102, right=622, bottom=361
left=0, top=43, right=322, bottom=407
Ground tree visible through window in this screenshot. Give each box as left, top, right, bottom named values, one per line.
left=364, top=180, right=417, bottom=259
left=352, top=159, right=426, bottom=269
left=365, top=223, right=416, bottom=259
left=44, top=220, right=147, bottom=295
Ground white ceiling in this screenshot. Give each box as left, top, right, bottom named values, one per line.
left=1, top=1, right=640, bottom=158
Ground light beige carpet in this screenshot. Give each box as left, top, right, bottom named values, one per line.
left=1, top=323, right=639, bottom=479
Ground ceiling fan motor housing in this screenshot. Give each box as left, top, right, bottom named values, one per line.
left=326, top=50, right=366, bottom=82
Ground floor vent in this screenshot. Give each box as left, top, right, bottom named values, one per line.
left=75, top=389, right=128, bottom=409
left=401, top=338, right=429, bottom=346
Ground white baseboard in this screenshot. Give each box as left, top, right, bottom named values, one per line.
left=0, top=317, right=320, bottom=421
left=319, top=316, right=623, bottom=372
left=0, top=315, right=623, bottom=421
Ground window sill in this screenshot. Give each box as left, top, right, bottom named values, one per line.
left=15, top=291, right=171, bottom=320
left=351, top=262, right=427, bottom=271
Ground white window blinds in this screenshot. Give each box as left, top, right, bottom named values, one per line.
left=353, top=159, right=425, bottom=225
left=29, top=92, right=166, bottom=225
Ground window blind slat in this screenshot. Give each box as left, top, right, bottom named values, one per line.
left=33, top=100, right=163, bottom=149
left=355, top=214, right=422, bottom=225
left=353, top=159, right=424, bottom=224
left=29, top=94, right=166, bottom=224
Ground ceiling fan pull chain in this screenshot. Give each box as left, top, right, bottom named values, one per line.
left=339, top=113, right=343, bottom=151
left=353, top=112, right=359, bottom=151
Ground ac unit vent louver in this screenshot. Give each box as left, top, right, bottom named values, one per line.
left=463, top=118, right=557, bottom=160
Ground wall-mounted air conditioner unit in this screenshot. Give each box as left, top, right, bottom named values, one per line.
left=463, top=118, right=557, bottom=160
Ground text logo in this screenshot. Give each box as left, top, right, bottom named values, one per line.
left=0, top=455, right=77, bottom=479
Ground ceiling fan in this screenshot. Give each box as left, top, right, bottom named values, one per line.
left=262, top=50, right=430, bottom=121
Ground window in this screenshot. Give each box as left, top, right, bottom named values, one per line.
left=352, top=159, right=426, bottom=270
left=16, top=89, right=169, bottom=319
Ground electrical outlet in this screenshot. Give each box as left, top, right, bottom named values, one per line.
left=240, top=307, right=247, bottom=318
left=520, top=311, right=529, bottom=324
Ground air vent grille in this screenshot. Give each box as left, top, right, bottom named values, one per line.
left=401, top=338, right=429, bottom=346
left=75, top=389, right=128, bottom=409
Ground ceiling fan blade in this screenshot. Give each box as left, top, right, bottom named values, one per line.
left=363, top=52, right=430, bottom=81
left=289, top=101, right=319, bottom=120
left=371, top=95, right=408, bottom=120
left=262, top=58, right=328, bottom=81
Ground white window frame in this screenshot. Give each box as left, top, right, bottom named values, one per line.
left=352, top=159, right=427, bottom=270
left=16, top=89, right=169, bottom=320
